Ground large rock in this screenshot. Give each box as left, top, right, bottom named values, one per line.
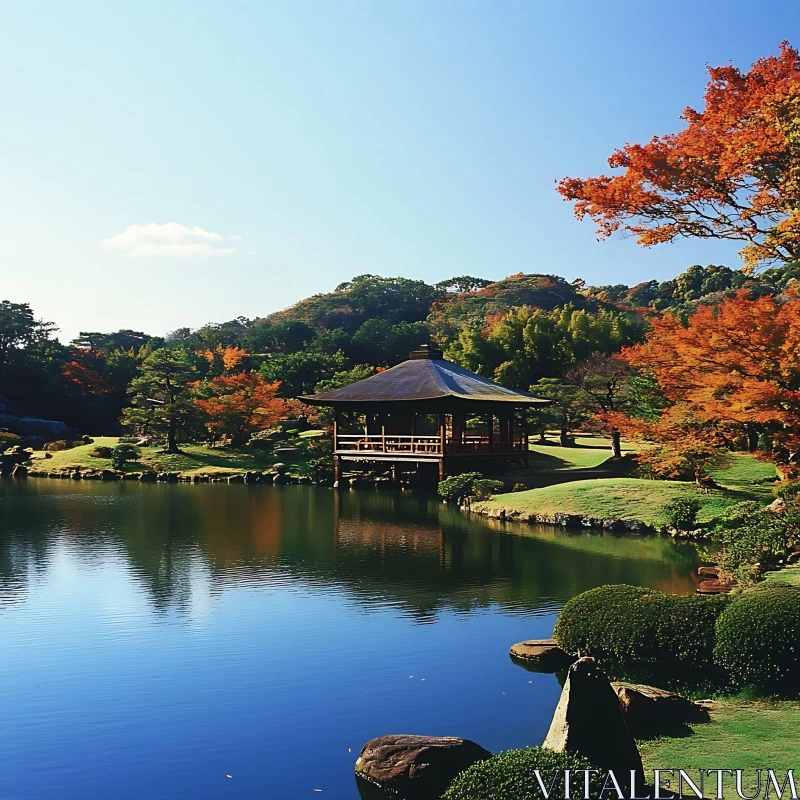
left=543, top=657, right=644, bottom=789
left=612, top=682, right=709, bottom=736
left=0, top=412, right=74, bottom=441
left=355, top=734, right=490, bottom=799
left=509, top=639, right=574, bottom=672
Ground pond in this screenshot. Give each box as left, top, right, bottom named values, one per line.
left=0, top=481, right=706, bottom=799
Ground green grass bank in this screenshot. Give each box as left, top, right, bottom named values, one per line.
left=474, top=453, right=779, bottom=528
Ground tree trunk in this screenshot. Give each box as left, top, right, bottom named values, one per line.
left=560, top=425, right=570, bottom=447
left=611, top=430, right=622, bottom=459
left=165, top=416, right=180, bottom=454
left=747, top=428, right=759, bottom=451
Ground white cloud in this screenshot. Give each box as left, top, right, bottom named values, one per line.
left=229, top=234, right=243, bottom=241
left=103, top=222, right=238, bottom=257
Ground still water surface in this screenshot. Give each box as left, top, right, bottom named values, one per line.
left=0, top=482, right=704, bottom=799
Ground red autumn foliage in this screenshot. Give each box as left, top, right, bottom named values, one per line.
left=61, top=351, right=110, bottom=395
left=193, top=373, right=289, bottom=445
left=558, top=42, right=800, bottom=271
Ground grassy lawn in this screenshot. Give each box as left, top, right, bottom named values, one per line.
left=475, top=452, right=776, bottom=527
left=476, top=478, right=760, bottom=526
left=31, top=437, right=274, bottom=477
left=764, top=564, right=800, bottom=587
left=706, top=451, right=780, bottom=490
left=529, top=433, right=632, bottom=470
left=527, top=433, right=638, bottom=471
left=640, top=700, right=800, bottom=795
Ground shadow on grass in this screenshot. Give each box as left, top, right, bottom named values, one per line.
left=632, top=720, right=704, bottom=741
left=526, top=450, right=579, bottom=469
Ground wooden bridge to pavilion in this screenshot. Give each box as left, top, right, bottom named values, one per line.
left=301, top=345, right=552, bottom=484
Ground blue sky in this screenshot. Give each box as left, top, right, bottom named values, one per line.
left=1, top=0, right=797, bottom=342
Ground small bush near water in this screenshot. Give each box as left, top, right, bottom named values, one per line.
left=715, top=583, right=800, bottom=694
left=438, top=473, right=504, bottom=503
left=553, top=585, right=729, bottom=685
left=716, top=501, right=793, bottom=585
left=664, top=497, right=701, bottom=531
left=443, top=748, right=603, bottom=800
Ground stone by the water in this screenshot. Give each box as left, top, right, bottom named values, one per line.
left=696, top=578, right=735, bottom=594
left=612, top=682, right=709, bottom=736
left=355, top=734, right=490, bottom=799
left=509, top=639, right=574, bottom=672
left=543, top=657, right=644, bottom=788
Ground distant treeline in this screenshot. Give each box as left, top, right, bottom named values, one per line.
left=1, top=262, right=797, bottom=437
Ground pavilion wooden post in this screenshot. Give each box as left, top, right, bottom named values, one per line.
left=498, top=411, right=512, bottom=451
left=438, top=412, right=446, bottom=480
left=487, top=414, right=494, bottom=452
left=333, top=409, right=341, bottom=485
left=452, top=411, right=465, bottom=453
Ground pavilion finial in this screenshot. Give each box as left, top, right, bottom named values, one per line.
left=408, top=344, right=444, bottom=360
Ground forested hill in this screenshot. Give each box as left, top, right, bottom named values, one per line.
left=1, top=262, right=798, bottom=434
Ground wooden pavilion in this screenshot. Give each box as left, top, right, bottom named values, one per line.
left=300, top=345, right=552, bottom=484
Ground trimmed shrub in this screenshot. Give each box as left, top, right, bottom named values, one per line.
left=438, top=473, right=503, bottom=503
left=714, top=582, right=800, bottom=694
left=438, top=472, right=483, bottom=503
left=118, top=436, right=139, bottom=444
left=471, top=478, right=505, bottom=500
left=553, top=584, right=729, bottom=684
left=111, top=444, right=141, bottom=470
left=90, top=446, right=114, bottom=459
left=43, top=440, right=68, bottom=452
left=664, top=497, right=701, bottom=531
left=443, top=748, right=603, bottom=800
left=0, top=431, right=22, bottom=451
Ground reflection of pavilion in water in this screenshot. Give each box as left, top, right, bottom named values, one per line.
left=0, top=483, right=704, bottom=619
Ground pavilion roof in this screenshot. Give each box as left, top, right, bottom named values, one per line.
left=300, top=346, right=553, bottom=407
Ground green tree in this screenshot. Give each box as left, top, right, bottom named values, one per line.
left=529, top=378, right=593, bottom=446
left=0, top=301, right=57, bottom=377
left=259, top=349, right=347, bottom=396
left=121, top=347, right=198, bottom=453
left=565, top=355, right=636, bottom=458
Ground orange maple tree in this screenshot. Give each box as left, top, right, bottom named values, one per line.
left=198, top=345, right=248, bottom=376
left=193, top=373, right=288, bottom=445
left=620, top=290, right=800, bottom=454
left=558, top=42, right=800, bottom=271
left=602, top=406, right=720, bottom=481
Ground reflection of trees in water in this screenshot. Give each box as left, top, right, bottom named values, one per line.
left=0, top=483, right=703, bottom=619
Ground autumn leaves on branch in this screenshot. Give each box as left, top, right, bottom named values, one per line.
left=558, top=42, right=800, bottom=272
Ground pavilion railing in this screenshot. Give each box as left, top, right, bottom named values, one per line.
left=446, top=436, right=526, bottom=454
left=336, top=434, right=442, bottom=454
left=335, top=434, right=526, bottom=456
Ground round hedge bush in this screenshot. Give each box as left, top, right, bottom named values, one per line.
left=714, top=582, right=800, bottom=694
left=443, top=748, right=603, bottom=800
left=553, top=584, right=730, bottom=684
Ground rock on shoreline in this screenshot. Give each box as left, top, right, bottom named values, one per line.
left=509, top=639, right=575, bottom=672
left=468, top=502, right=715, bottom=540
left=355, top=734, right=490, bottom=799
